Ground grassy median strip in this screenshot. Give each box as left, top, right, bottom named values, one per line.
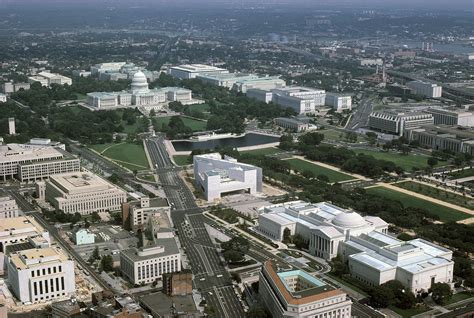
left=366, top=186, right=470, bottom=222
left=286, top=158, right=355, bottom=183
left=394, top=181, right=474, bottom=210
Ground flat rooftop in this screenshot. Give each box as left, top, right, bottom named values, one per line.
left=49, top=172, right=119, bottom=195
left=121, top=238, right=179, bottom=262
left=0, top=143, right=64, bottom=163
left=10, top=246, right=68, bottom=270
left=171, top=64, right=228, bottom=72
left=0, top=216, right=44, bottom=234
left=140, top=292, right=197, bottom=317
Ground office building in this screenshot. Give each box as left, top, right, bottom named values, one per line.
left=88, top=295, right=142, bottom=318
left=87, top=71, right=193, bottom=110
left=407, top=81, right=442, bottom=98
left=274, top=117, right=316, bottom=132
left=0, top=94, right=6, bottom=103
left=259, top=260, right=352, bottom=318
left=359, top=58, right=384, bottom=66
left=90, top=62, right=127, bottom=75
left=72, top=229, right=95, bottom=245
left=404, top=125, right=474, bottom=156
left=122, top=196, right=170, bottom=231
left=325, top=93, right=352, bottom=112
left=193, top=153, right=263, bottom=202
left=246, top=89, right=274, bottom=103
left=341, top=234, right=454, bottom=293
left=272, top=87, right=326, bottom=114
left=51, top=298, right=87, bottom=318
left=368, top=111, right=434, bottom=135
left=41, top=171, right=126, bottom=215
left=120, top=238, right=181, bottom=285
left=0, top=143, right=80, bottom=182
left=168, top=64, right=229, bottom=79
left=425, top=108, right=474, bottom=127
left=258, top=201, right=388, bottom=260
left=196, top=73, right=286, bottom=93
left=8, top=118, right=15, bottom=135
left=0, top=195, right=20, bottom=219
left=2, top=82, right=30, bottom=94
left=162, top=270, right=193, bottom=296
left=71, top=70, right=91, bottom=78
left=0, top=216, right=50, bottom=254
left=7, top=245, right=75, bottom=304
left=28, top=71, right=72, bottom=87
left=197, top=73, right=259, bottom=89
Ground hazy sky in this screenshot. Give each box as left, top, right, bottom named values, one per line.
left=0, top=0, right=472, bottom=8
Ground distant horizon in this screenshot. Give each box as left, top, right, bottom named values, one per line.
left=0, top=0, right=472, bottom=10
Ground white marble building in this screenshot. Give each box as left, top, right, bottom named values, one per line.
left=193, top=153, right=263, bottom=202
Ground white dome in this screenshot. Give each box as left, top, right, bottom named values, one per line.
left=131, top=71, right=149, bottom=93
left=332, top=212, right=366, bottom=228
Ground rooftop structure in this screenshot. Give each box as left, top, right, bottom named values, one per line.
left=193, top=153, right=263, bottom=202
left=42, top=171, right=126, bottom=215
left=28, top=71, right=72, bottom=87
left=7, top=245, right=75, bottom=304
left=122, top=196, right=170, bottom=231
left=0, top=142, right=80, bottom=182
left=0, top=216, right=50, bottom=254
left=259, top=260, right=351, bottom=318
left=258, top=201, right=388, bottom=260
left=342, top=234, right=454, bottom=293
left=369, top=111, right=434, bottom=135
left=168, top=64, right=229, bottom=79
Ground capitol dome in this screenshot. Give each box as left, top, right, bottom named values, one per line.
left=131, top=71, right=149, bottom=93
left=332, top=212, right=366, bottom=228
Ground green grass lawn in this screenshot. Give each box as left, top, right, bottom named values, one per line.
left=353, top=149, right=447, bottom=171
left=89, top=142, right=149, bottom=171
left=395, top=181, right=474, bottom=210
left=449, top=168, right=474, bottom=179
left=366, top=186, right=470, bottom=222
left=319, top=128, right=363, bottom=142
left=173, top=155, right=192, bottom=166
left=286, top=158, right=355, bottom=183
left=445, top=291, right=473, bottom=305
left=154, top=116, right=207, bottom=132
left=188, top=103, right=210, bottom=112
left=389, top=305, right=431, bottom=318
left=241, top=147, right=281, bottom=156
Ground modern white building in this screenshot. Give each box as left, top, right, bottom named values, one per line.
left=197, top=73, right=259, bottom=89
left=40, top=171, right=127, bottom=215
left=7, top=246, right=75, bottom=304
left=0, top=195, right=20, bottom=219
left=168, top=64, right=229, bottom=79
left=272, top=87, right=326, bottom=114
left=368, top=111, right=434, bottom=135
left=193, top=153, right=263, bottom=202
left=2, top=82, right=30, bottom=94
left=0, top=143, right=80, bottom=182
left=425, top=108, right=474, bottom=127
left=72, top=229, right=95, bottom=245
left=0, top=94, right=6, bottom=103
left=359, top=58, right=384, bottom=66
left=407, top=81, right=442, bottom=98
left=342, top=233, right=454, bottom=293
left=259, top=260, right=352, bottom=318
left=258, top=201, right=388, bottom=260
left=28, top=72, right=72, bottom=87
left=120, top=238, right=181, bottom=285
left=86, top=71, right=193, bottom=110
left=8, top=117, right=15, bottom=135
left=325, top=93, right=352, bottom=112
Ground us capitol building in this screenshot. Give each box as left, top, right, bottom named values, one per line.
left=86, top=71, right=193, bottom=110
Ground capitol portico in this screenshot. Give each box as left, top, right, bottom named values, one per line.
left=87, top=71, right=193, bottom=110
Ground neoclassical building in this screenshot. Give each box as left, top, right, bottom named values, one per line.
left=87, top=71, right=192, bottom=110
